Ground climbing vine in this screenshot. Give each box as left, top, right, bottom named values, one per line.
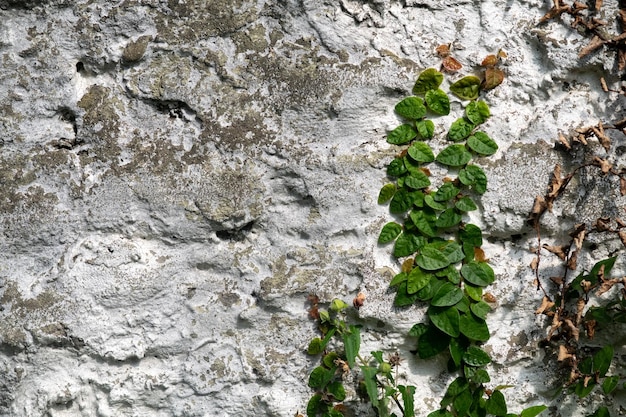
left=302, top=58, right=546, bottom=417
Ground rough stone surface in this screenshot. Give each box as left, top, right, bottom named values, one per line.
left=0, top=1, right=625, bottom=416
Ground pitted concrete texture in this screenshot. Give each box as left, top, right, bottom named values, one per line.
left=0, top=1, right=625, bottom=416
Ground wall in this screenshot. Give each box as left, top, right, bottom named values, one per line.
left=0, top=0, right=624, bottom=416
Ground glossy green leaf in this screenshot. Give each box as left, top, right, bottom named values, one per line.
left=455, top=196, right=478, bottom=212
left=441, top=377, right=469, bottom=407
left=417, top=119, right=435, bottom=139
left=418, top=326, right=451, bottom=358
left=436, top=145, right=472, bottom=167
left=388, top=124, right=417, bottom=145
left=327, top=381, right=346, bottom=401
left=461, top=261, right=495, bottom=287
left=408, top=267, right=432, bottom=294
left=465, top=367, right=491, bottom=384
left=470, top=300, right=491, bottom=320
left=409, top=322, right=429, bottom=338
left=464, top=283, right=483, bottom=301
left=454, top=389, right=473, bottom=417
left=431, top=282, right=464, bottom=307
left=390, top=188, right=414, bottom=214
left=378, top=222, right=402, bottom=244
left=450, top=76, right=481, bottom=100
left=455, top=295, right=470, bottom=314
left=307, top=394, right=324, bottom=417
left=602, top=375, right=619, bottom=394
left=408, top=141, right=435, bottom=163
left=395, top=96, right=427, bottom=120
left=590, top=257, right=617, bottom=282
left=460, top=224, right=483, bottom=246
left=448, top=118, right=475, bottom=142
left=588, top=407, right=610, bottom=417
left=465, top=100, right=491, bottom=125
left=343, top=325, right=361, bottom=368
left=417, top=246, right=451, bottom=270
left=394, top=282, right=419, bottom=307
left=410, top=209, right=438, bottom=237
left=459, top=313, right=490, bottom=341
left=405, top=171, right=431, bottom=189
left=520, top=405, right=547, bottom=417
left=428, top=410, right=454, bottom=417
left=593, top=345, right=614, bottom=377
left=463, top=345, right=491, bottom=366
left=417, top=278, right=445, bottom=301
left=309, top=366, right=335, bottom=389
left=449, top=338, right=464, bottom=369
left=390, top=272, right=408, bottom=287
left=574, top=378, right=596, bottom=398
left=399, top=385, right=416, bottom=417
left=323, top=352, right=340, bottom=368
left=441, top=242, right=465, bottom=264
left=308, top=338, right=323, bottom=355
left=425, top=89, right=450, bottom=115
left=459, top=165, right=487, bottom=194
left=425, top=194, right=448, bottom=210
left=436, top=208, right=462, bottom=228
left=468, top=132, right=498, bottom=156
left=404, top=155, right=424, bottom=175
left=413, top=68, right=444, bottom=95
left=429, top=306, right=460, bottom=337
left=378, top=183, right=396, bottom=204
left=387, top=157, right=407, bottom=177
left=486, top=390, right=507, bottom=417
left=435, top=182, right=461, bottom=202
left=579, top=356, right=593, bottom=374
left=394, top=232, right=426, bottom=257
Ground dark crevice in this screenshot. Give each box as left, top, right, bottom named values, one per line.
left=216, top=220, right=255, bottom=241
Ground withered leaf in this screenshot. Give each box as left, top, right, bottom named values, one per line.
left=542, top=243, right=569, bottom=260
left=497, top=49, right=508, bottom=59
left=593, top=156, right=612, bottom=173
left=558, top=132, right=571, bottom=150
left=600, top=77, right=608, bottom=92
left=442, top=56, right=462, bottom=73
left=436, top=44, right=451, bottom=57
left=482, top=67, right=505, bottom=90
left=530, top=256, right=539, bottom=272
left=595, top=0, right=602, bottom=9
left=596, top=278, right=619, bottom=296
left=595, top=217, right=612, bottom=231
left=401, top=258, right=414, bottom=273
left=474, top=247, right=489, bottom=262
left=558, top=344, right=574, bottom=362
left=536, top=296, right=555, bottom=314
left=585, top=319, right=597, bottom=339
left=572, top=1, right=588, bottom=11
left=567, top=249, right=578, bottom=270
left=571, top=223, right=586, bottom=249
left=576, top=298, right=585, bottom=325
left=547, top=164, right=565, bottom=198
left=619, top=50, right=626, bottom=71
left=564, top=318, right=580, bottom=341
left=616, top=218, right=626, bottom=228
left=353, top=292, right=366, bottom=309
left=481, top=54, right=498, bottom=68
left=550, top=276, right=564, bottom=285
left=619, top=230, right=626, bottom=248
left=579, top=36, right=606, bottom=59
left=531, top=195, right=548, bottom=215
left=591, top=123, right=610, bottom=151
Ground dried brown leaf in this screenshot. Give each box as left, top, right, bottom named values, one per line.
left=401, top=258, right=414, bottom=273
left=593, top=156, right=612, bottom=173
left=550, top=276, right=564, bottom=286
left=571, top=223, right=586, bottom=250
left=353, top=292, right=366, bottom=309
left=542, top=243, right=569, bottom=260
left=530, top=256, right=539, bottom=272
left=585, top=319, right=597, bottom=339
left=596, top=278, right=619, bottom=296
left=592, top=123, right=611, bottom=151
left=536, top=296, right=556, bottom=314
left=595, top=0, right=602, bottom=9
left=481, top=54, right=498, bottom=68
left=595, top=216, right=612, bottom=231
left=482, top=67, right=505, bottom=90
left=531, top=195, right=547, bottom=215
left=567, top=249, right=578, bottom=270
left=579, top=36, right=606, bottom=59
left=442, top=56, right=462, bottom=73
left=558, top=344, right=574, bottom=362
left=498, top=49, right=508, bottom=59
left=576, top=298, right=585, bottom=325
left=474, top=247, right=489, bottom=262
left=616, top=218, right=626, bottom=228
left=564, top=318, right=580, bottom=341
left=620, top=50, right=626, bottom=72
left=621, top=177, right=626, bottom=196
left=558, top=132, right=571, bottom=150
left=548, top=164, right=565, bottom=198
left=436, top=44, right=451, bottom=57
left=619, top=230, right=626, bottom=248
left=600, top=77, right=608, bottom=92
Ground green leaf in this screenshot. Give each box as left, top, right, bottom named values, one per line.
left=405, top=171, right=431, bottom=189
left=408, top=267, right=432, bottom=294
left=579, top=356, right=593, bottom=374
left=308, top=338, right=323, bottom=355
left=459, top=313, right=490, bottom=341
left=468, top=132, right=498, bottom=156
left=390, top=188, right=414, bottom=214
left=361, top=365, right=380, bottom=407
left=453, top=389, right=473, bottom=417
left=398, top=385, right=416, bottom=417
left=394, top=282, right=419, bottom=307
left=390, top=272, right=408, bottom=287
left=394, top=232, right=426, bottom=257
left=449, top=338, right=464, bottom=369
left=428, top=306, right=460, bottom=337
left=417, top=276, right=444, bottom=301
left=602, top=375, right=619, bottom=394
left=395, top=96, right=427, bottom=120
left=441, top=377, right=469, bottom=407
left=417, top=246, right=451, bottom=270
left=466, top=367, right=491, bottom=384
left=450, top=76, right=481, bottom=100
left=436, top=208, right=462, bottom=228
left=387, top=158, right=407, bottom=178
left=470, top=300, right=491, bottom=320
left=323, top=352, right=340, bottom=368
left=409, top=322, right=429, bottom=338
left=428, top=410, right=454, bottom=417
left=464, top=284, right=483, bottom=301
left=431, top=282, right=464, bottom=307
left=520, top=406, right=548, bottom=417
left=435, top=182, right=461, bottom=202
left=459, top=165, right=487, bottom=194
left=307, top=394, right=324, bottom=417
left=343, top=325, right=361, bottom=368
left=460, top=224, right=483, bottom=246
left=388, top=124, right=417, bottom=145
left=378, top=183, right=396, bottom=204
left=436, top=145, right=472, bottom=167
left=410, top=209, right=438, bottom=237
left=425, top=89, right=450, bottom=115
left=408, top=141, right=435, bottom=163
left=413, top=68, right=444, bottom=95
left=463, top=345, right=491, bottom=367
left=441, top=242, right=465, bottom=264
left=485, top=390, right=507, bottom=417
left=590, top=257, right=617, bottom=282
left=593, top=345, right=614, bottom=377
left=378, top=222, right=403, bottom=244
left=588, top=407, right=610, bottom=417
left=309, top=366, right=335, bottom=389
left=330, top=298, right=348, bottom=312
left=575, top=378, right=596, bottom=398
left=448, top=118, right=475, bottom=142
left=455, top=196, right=478, bottom=212
left=425, top=194, right=448, bottom=210
left=418, top=325, right=451, bottom=358
left=417, top=119, right=435, bottom=139
left=465, top=101, right=490, bottom=125
left=461, top=261, right=495, bottom=287
left=327, top=381, right=346, bottom=401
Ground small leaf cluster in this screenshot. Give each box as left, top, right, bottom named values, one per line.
left=380, top=68, right=544, bottom=417
left=305, top=298, right=416, bottom=417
